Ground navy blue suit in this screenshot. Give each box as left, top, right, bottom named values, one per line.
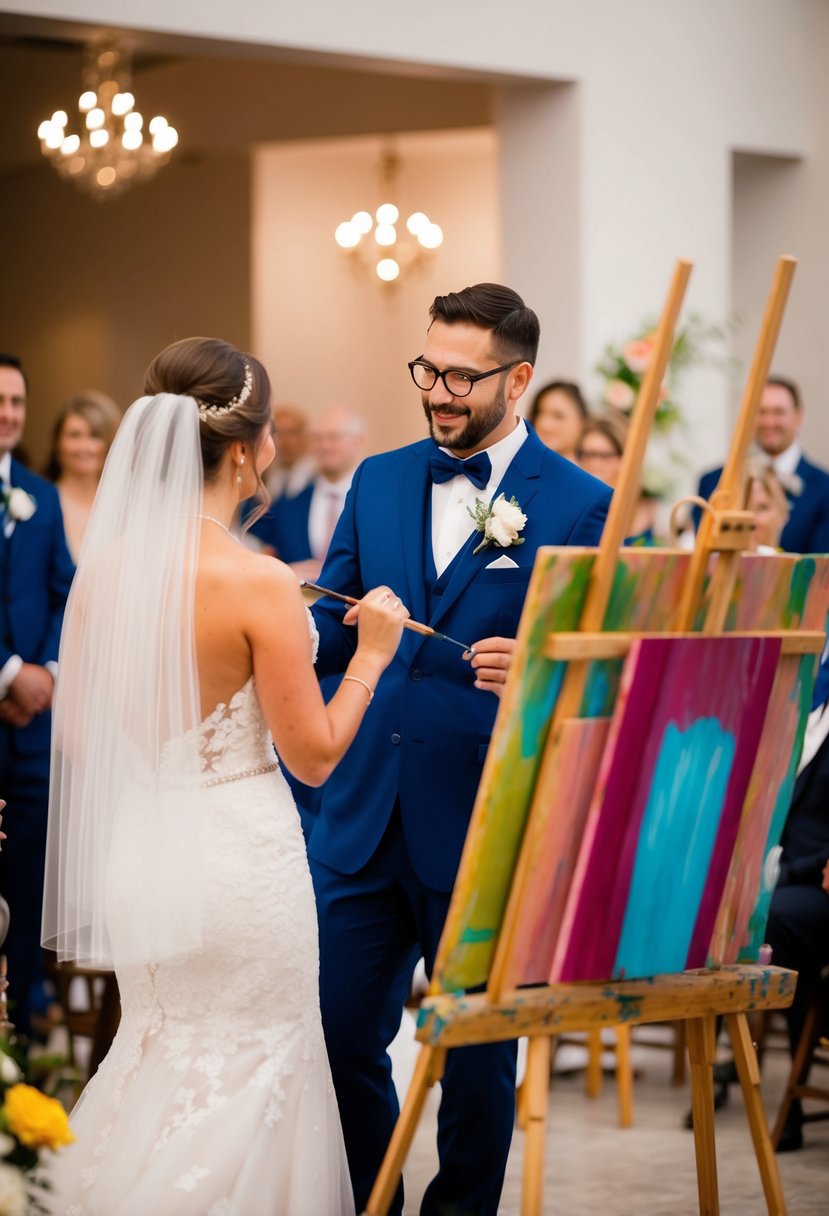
left=309, top=428, right=610, bottom=1214
left=697, top=456, right=829, bottom=553
left=0, top=461, right=74, bottom=1037
left=249, top=484, right=314, bottom=562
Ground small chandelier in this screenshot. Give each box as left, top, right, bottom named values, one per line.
left=334, top=146, right=443, bottom=283
left=37, top=42, right=179, bottom=199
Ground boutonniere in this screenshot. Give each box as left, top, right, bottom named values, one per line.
left=4, top=487, right=37, bottom=522
left=468, top=493, right=527, bottom=555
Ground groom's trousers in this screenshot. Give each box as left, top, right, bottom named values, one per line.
left=311, top=806, right=517, bottom=1216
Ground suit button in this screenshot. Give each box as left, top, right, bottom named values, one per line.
left=410, top=669, right=423, bottom=682
left=391, top=733, right=401, bottom=745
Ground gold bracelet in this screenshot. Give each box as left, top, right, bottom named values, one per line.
left=343, top=674, right=374, bottom=705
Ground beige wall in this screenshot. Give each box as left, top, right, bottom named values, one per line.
left=252, top=129, right=501, bottom=456
left=4, top=153, right=251, bottom=466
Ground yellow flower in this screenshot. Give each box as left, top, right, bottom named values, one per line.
left=1, top=1084, right=75, bottom=1150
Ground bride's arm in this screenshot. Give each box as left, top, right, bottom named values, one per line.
left=245, top=558, right=406, bottom=786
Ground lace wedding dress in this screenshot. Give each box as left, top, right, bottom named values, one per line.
left=47, top=655, right=355, bottom=1215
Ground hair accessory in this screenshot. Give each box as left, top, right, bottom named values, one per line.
left=197, top=361, right=253, bottom=419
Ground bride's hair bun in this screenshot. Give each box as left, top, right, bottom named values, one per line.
left=144, top=337, right=272, bottom=490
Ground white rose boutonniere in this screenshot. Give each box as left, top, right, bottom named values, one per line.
left=4, top=488, right=36, bottom=523
left=468, top=493, right=527, bottom=555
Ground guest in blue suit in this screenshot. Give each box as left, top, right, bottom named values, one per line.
left=696, top=377, right=829, bottom=553
left=0, top=354, right=74, bottom=1040
left=308, top=285, right=611, bottom=1216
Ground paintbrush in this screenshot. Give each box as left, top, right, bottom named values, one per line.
left=300, top=580, right=475, bottom=657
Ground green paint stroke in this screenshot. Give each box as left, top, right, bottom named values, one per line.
left=459, top=926, right=495, bottom=944
left=786, top=557, right=815, bottom=627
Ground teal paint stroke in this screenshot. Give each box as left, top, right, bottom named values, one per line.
left=614, top=718, right=736, bottom=978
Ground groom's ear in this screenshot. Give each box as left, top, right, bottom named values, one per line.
left=508, top=361, right=533, bottom=405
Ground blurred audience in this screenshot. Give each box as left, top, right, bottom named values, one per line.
left=527, top=380, right=588, bottom=463
left=44, top=390, right=121, bottom=562
left=0, top=354, right=74, bottom=1042
left=697, top=378, right=829, bottom=553
left=264, top=404, right=316, bottom=499
left=251, top=405, right=366, bottom=582
left=743, top=461, right=790, bottom=553
left=577, top=412, right=657, bottom=545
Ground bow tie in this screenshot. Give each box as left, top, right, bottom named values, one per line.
left=429, top=448, right=492, bottom=491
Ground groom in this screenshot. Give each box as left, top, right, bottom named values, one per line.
left=309, top=284, right=611, bottom=1215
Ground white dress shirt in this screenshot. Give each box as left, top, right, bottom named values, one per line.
left=431, top=419, right=529, bottom=577
left=768, top=440, right=802, bottom=481
left=308, top=472, right=354, bottom=560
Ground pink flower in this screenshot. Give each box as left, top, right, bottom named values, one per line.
left=603, top=379, right=636, bottom=411
left=622, top=338, right=654, bottom=375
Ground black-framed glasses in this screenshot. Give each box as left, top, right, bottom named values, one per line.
left=408, top=358, right=520, bottom=398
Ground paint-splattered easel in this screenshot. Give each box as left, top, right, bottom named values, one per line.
left=366, top=256, right=828, bottom=1216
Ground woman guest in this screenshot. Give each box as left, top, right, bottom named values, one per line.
left=577, top=413, right=657, bottom=545
left=527, top=380, right=588, bottom=462
left=45, top=392, right=121, bottom=562
left=744, top=460, right=790, bottom=552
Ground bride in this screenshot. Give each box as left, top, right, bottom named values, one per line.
left=42, top=337, right=407, bottom=1215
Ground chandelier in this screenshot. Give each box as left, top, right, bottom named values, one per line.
left=334, top=146, right=443, bottom=283
left=37, top=43, right=179, bottom=199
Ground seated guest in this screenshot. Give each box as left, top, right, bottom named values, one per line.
left=743, top=460, right=790, bottom=553
left=264, top=403, right=316, bottom=499
left=44, top=390, right=121, bottom=562
left=251, top=405, right=366, bottom=582
left=527, top=380, right=588, bottom=463
left=697, top=378, right=829, bottom=553
left=577, top=413, right=656, bottom=544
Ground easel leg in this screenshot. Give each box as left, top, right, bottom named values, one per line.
left=521, top=1034, right=551, bottom=1216
left=586, top=1027, right=602, bottom=1097
left=686, top=1016, right=720, bottom=1216
left=615, top=1023, right=634, bottom=1128
left=365, top=1044, right=447, bottom=1216
left=726, top=1012, right=788, bottom=1215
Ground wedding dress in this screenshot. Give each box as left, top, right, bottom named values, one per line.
left=48, top=656, right=355, bottom=1215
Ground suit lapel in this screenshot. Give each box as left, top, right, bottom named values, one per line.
left=398, top=445, right=432, bottom=628
left=428, top=428, right=544, bottom=631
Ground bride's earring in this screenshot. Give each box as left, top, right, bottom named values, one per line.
left=236, top=454, right=245, bottom=486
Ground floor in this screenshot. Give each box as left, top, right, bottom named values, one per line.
left=397, top=1026, right=828, bottom=1215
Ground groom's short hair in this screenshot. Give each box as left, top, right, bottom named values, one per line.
left=429, top=283, right=540, bottom=366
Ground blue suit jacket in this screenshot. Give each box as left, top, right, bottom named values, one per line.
left=697, top=456, right=829, bottom=554
left=308, top=428, right=611, bottom=891
left=249, top=485, right=314, bottom=563
left=0, top=461, right=74, bottom=754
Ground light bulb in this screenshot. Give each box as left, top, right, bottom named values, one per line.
left=335, top=221, right=360, bottom=249
left=111, top=92, right=135, bottom=116
left=124, top=111, right=143, bottom=132
left=86, top=107, right=105, bottom=130
left=51, top=111, right=68, bottom=128
left=61, top=134, right=81, bottom=155
left=376, top=258, right=400, bottom=282
left=406, top=211, right=429, bottom=235
left=351, top=210, right=373, bottom=234
left=376, top=202, right=399, bottom=225
left=79, top=91, right=97, bottom=112
left=418, top=223, right=444, bottom=249
left=44, top=127, right=63, bottom=150
left=37, top=120, right=53, bottom=141
left=122, top=130, right=143, bottom=151
left=375, top=223, right=397, bottom=247
left=148, top=116, right=168, bottom=135
left=96, top=166, right=117, bottom=188
left=89, top=129, right=109, bottom=148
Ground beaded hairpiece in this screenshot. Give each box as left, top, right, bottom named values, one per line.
left=196, top=361, right=253, bottom=419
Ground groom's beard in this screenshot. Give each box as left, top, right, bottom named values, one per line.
left=422, top=382, right=507, bottom=451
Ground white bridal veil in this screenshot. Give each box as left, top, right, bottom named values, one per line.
left=43, top=392, right=207, bottom=968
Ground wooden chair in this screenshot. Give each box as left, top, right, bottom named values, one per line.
left=48, top=960, right=120, bottom=1084
left=771, top=965, right=829, bottom=1149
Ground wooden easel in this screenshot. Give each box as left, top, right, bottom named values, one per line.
left=366, top=256, right=821, bottom=1216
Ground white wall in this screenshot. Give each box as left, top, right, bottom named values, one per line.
left=252, top=129, right=501, bottom=456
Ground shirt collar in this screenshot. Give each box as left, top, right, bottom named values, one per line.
left=768, top=441, right=802, bottom=478
left=0, top=452, right=11, bottom=488
left=315, top=470, right=354, bottom=497
left=438, top=417, right=528, bottom=489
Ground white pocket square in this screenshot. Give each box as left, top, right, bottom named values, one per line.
left=484, top=554, right=520, bottom=569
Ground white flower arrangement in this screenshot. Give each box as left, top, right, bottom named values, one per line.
left=468, top=494, right=527, bottom=555
left=4, top=490, right=36, bottom=524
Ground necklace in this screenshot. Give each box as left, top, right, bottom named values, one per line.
left=198, top=513, right=233, bottom=536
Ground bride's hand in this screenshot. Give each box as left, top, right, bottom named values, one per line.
left=344, top=586, right=409, bottom=662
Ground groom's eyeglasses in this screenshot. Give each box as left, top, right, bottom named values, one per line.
left=408, top=359, right=520, bottom=399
